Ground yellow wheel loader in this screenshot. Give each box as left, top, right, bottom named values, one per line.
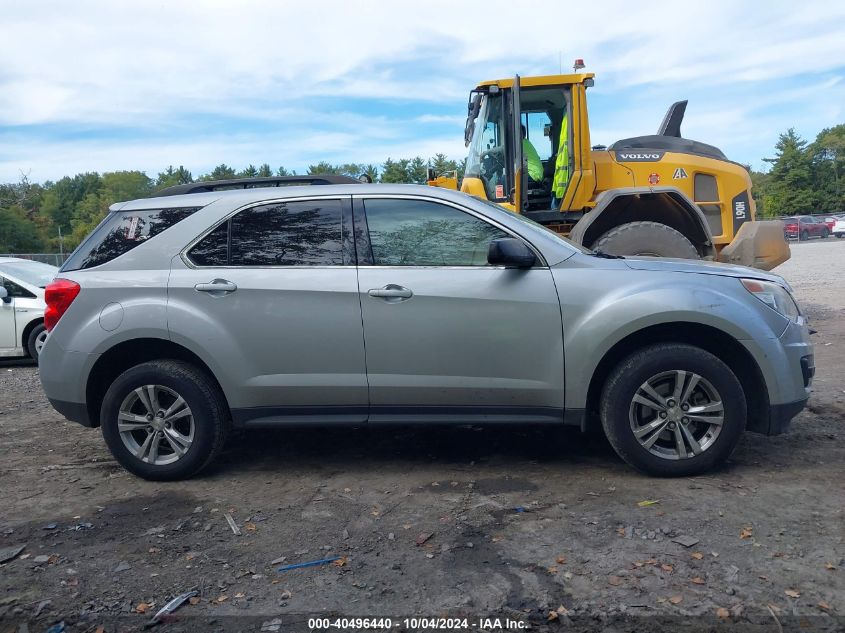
left=428, top=71, right=788, bottom=270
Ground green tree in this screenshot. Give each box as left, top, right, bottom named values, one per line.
left=761, top=129, right=817, bottom=216
left=240, top=164, right=259, bottom=178
left=380, top=158, right=411, bottom=183
left=429, top=153, right=466, bottom=181
left=748, top=167, right=771, bottom=216
left=358, top=164, right=379, bottom=182
left=0, top=205, right=45, bottom=252
left=156, top=165, right=193, bottom=190
left=307, top=161, right=342, bottom=175
left=202, top=164, right=237, bottom=181
left=101, top=171, right=152, bottom=201
left=811, top=125, right=845, bottom=211
left=257, top=163, right=273, bottom=178
left=408, top=157, right=428, bottom=184
left=67, top=192, right=109, bottom=249
left=39, top=172, right=103, bottom=232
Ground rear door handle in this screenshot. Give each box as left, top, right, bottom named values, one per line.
left=368, top=284, right=413, bottom=301
left=194, top=279, right=238, bottom=295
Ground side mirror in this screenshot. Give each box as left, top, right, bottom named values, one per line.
left=487, top=237, right=536, bottom=268
left=0, top=286, right=9, bottom=304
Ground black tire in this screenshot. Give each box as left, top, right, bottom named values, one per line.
left=26, top=322, right=46, bottom=361
left=821, top=228, right=829, bottom=239
left=836, top=234, right=843, bottom=239
left=592, top=221, right=699, bottom=259
left=800, top=230, right=809, bottom=241
left=600, top=343, right=746, bottom=477
left=100, top=360, right=229, bottom=481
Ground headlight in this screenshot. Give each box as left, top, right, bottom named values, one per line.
left=741, top=278, right=800, bottom=320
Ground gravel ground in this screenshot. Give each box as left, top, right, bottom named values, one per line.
left=774, top=238, right=845, bottom=311
left=0, top=241, right=843, bottom=633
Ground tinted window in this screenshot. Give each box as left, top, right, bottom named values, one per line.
left=188, top=222, right=229, bottom=266
left=1, top=277, right=35, bottom=299
left=188, top=199, right=344, bottom=267
left=63, top=207, right=199, bottom=271
left=364, top=199, right=508, bottom=266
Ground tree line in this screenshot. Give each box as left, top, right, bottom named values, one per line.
left=0, top=154, right=465, bottom=253
left=1, top=123, right=843, bottom=254
left=750, top=124, right=844, bottom=218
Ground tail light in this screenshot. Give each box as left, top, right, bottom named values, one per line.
left=44, top=278, right=81, bottom=331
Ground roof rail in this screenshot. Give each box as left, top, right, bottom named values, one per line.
left=155, top=174, right=362, bottom=197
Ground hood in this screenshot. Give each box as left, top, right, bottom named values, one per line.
left=623, top=256, right=786, bottom=285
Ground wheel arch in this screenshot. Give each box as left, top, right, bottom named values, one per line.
left=569, top=186, right=716, bottom=257
left=85, top=337, right=229, bottom=428
left=583, top=322, right=768, bottom=431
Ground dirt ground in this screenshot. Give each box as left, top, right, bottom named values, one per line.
left=1, top=240, right=843, bottom=632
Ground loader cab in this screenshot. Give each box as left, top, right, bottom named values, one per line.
left=462, top=74, right=593, bottom=215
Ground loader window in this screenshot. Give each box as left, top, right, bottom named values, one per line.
left=464, top=92, right=508, bottom=202
left=522, top=111, right=553, bottom=161
left=519, top=86, right=569, bottom=211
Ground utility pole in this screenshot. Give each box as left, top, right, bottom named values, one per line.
left=58, top=226, right=64, bottom=259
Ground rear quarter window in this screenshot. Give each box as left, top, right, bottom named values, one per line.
left=62, top=207, right=200, bottom=271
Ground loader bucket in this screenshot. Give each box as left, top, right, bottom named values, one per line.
left=717, top=220, right=789, bottom=271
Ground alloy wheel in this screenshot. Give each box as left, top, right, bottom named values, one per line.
left=34, top=330, right=48, bottom=356
left=117, top=385, right=195, bottom=465
left=628, top=370, right=724, bottom=460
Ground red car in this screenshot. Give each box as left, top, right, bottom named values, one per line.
left=783, top=216, right=830, bottom=240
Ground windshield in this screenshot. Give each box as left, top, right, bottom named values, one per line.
left=0, top=260, right=58, bottom=288
left=464, top=91, right=508, bottom=202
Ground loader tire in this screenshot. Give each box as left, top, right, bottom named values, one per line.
left=593, top=221, right=699, bottom=259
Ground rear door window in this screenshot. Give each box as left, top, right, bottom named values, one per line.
left=63, top=207, right=199, bottom=271
left=187, top=199, right=344, bottom=267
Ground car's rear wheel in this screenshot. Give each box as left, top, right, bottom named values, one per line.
left=101, top=360, right=228, bottom=481
left=26, top=323, right=47, bottom=361
left=600, top=343, right=746, bottom=477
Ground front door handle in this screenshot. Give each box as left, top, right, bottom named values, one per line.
left=368, top=284, right=413, bottom=302
left=194, top=279, right=238, bottom=295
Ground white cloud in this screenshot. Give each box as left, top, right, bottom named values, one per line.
left=0, top=0, right=843, bottom=180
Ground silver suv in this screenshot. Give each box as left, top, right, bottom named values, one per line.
left=39, top=181, right=813, bottom=480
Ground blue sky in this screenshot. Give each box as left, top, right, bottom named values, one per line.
left=1, top=0, right=843, bottom=183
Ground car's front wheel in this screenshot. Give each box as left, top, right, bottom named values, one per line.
left=100, top=360, right=229, bottom=481
left=600, top=343, right=746, bottom=477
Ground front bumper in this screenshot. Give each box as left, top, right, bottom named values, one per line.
left=748, top=397, right=808, bottom=436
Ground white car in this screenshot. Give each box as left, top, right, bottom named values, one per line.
left=0, top=257, right=58, bottom=360
left=833, top=216, right=845, bottom=239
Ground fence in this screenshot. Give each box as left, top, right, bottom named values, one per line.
left=0, top=253, right=70, bottom=266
